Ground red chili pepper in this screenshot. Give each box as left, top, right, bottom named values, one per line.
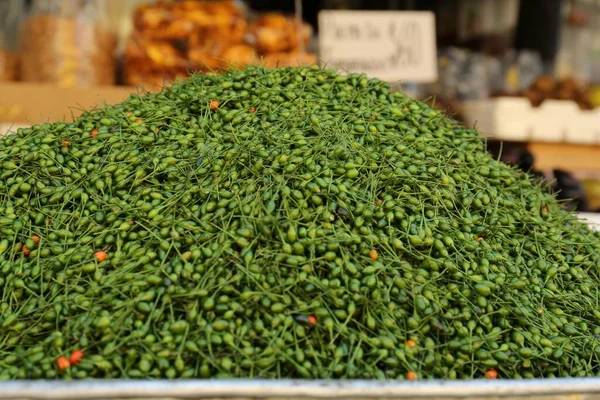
left=57, top=356, right=70, bottom=371
left=22, top=245, right=30, bottom=257
left=249, top=107, right=256, bottom=113
left=69, top=350, right=84, bottom=365
left=31, top=235, right=41, bottom=244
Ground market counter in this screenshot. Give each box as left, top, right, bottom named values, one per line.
left=3, top=379, right=600, bottom=400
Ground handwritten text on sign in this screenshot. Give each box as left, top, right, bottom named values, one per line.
left=319, top=11, right=437, bottom=83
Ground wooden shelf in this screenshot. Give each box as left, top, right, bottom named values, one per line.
left=0, top=82, right=136, bottom=125
left=528, top=142, right=600, bottom=172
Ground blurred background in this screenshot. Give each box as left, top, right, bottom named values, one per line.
left=0, top=0, right=599, bottom=215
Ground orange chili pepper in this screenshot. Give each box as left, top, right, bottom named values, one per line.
left=369, top=248, right=378, bottom=261
left=95, top=250, right=107, bottom=262
left=61, top=140, right=69, bottom=147
left=57, top=356, right=70, bottom=371
left=31, top=235, right=41, bottom=244
left=294, top=314, right=317, bottom=327
left=22, top=245, right=30, bottom=257
left=475, top=237, right=484, bottom=242
left=406, top=339, right=417, bottom=347
left=249, top=107, right=256, bottom=113
left=375, top=199, right=383, bottom=206
left=485, top=369, right=498, bottom=379
left=91, top=129, right=99, bottom=139
left=406, top=371, right=418, bottom=380
left=69, top=350, right=84, bottom=365
left=210, top=100, right=220, bottom=110
left=135, top=119, right=143, bottom=123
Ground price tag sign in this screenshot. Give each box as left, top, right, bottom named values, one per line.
left=318, top=11, right=437, bottom=83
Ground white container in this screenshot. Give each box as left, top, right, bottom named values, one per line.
left=578, top=212, right=600, bottom=231
left=463, top=97, right=532, bottom=141
left=530, top=100, right=574, bottom=142
left=463, top=97, right=600, bottom=144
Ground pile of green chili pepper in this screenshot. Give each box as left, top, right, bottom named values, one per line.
left=1, top=66, right=599, bottom=380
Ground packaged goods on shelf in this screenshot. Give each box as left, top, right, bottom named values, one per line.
left=0, top=0, right=25, bottom=81
left=124, top=0, right=315, bottom=88
left=505, top=76, right=595, bottom=111
left=20, top=0, right=117, bottom=86
left=250, top=12, right=312, bottom=54
left=250, top=12, right=314, bottom=68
